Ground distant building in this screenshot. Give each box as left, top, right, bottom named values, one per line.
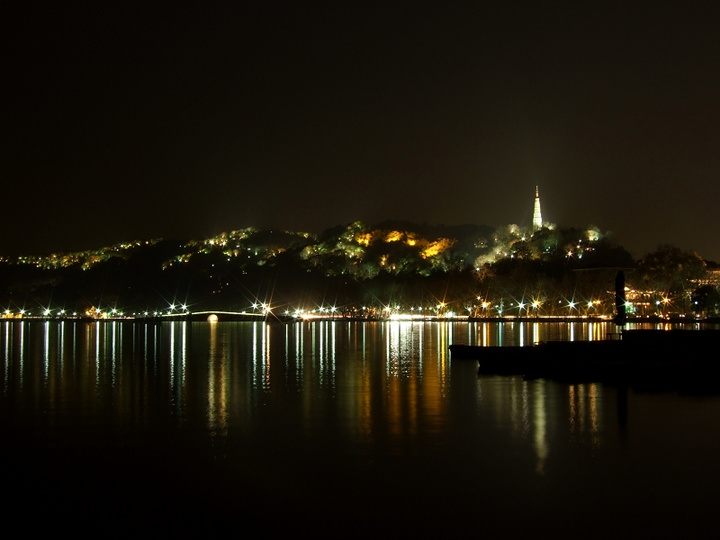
left=695, top=267, right=720, bottom=287
left=532, top=186, right=543, bottom=230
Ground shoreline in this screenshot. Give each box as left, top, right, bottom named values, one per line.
left=1, top=314, right=719, bottom=325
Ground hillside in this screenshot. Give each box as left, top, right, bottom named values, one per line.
left=1, top=221, right=716, bottom=319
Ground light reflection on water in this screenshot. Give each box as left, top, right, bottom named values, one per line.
left=1, top=319, right=616, bottom=446
left=0, top=319, right=708, bottom=442
left=1, top=319, right=719, bottom=536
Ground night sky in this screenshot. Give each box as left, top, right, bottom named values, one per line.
left=4, top=2, right=720, bottom=261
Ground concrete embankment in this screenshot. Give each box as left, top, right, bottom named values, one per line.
left=451, top=329, right=720, bottom=391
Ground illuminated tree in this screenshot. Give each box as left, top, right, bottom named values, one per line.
left=636, top=246, right=707, bottom=295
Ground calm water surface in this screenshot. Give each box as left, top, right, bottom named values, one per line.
left=2, top=320, right=719, bottom=537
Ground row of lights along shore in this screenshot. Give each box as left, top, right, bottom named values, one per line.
left=1, top=294, right=688, bottom=321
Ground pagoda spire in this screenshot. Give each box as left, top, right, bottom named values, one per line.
left=533, top=186, right=543, bottom=230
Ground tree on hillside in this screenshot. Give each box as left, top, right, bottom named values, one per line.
left=635, top=246, right=707, bottom=313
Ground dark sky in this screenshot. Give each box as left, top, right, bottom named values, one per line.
left=4, top=2, right=720, bottom=261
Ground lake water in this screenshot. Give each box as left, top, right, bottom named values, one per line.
left=2, top=319, right=720, bottom=537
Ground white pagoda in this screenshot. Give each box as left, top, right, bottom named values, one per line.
left=532, top=186, right=543, bottom=230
